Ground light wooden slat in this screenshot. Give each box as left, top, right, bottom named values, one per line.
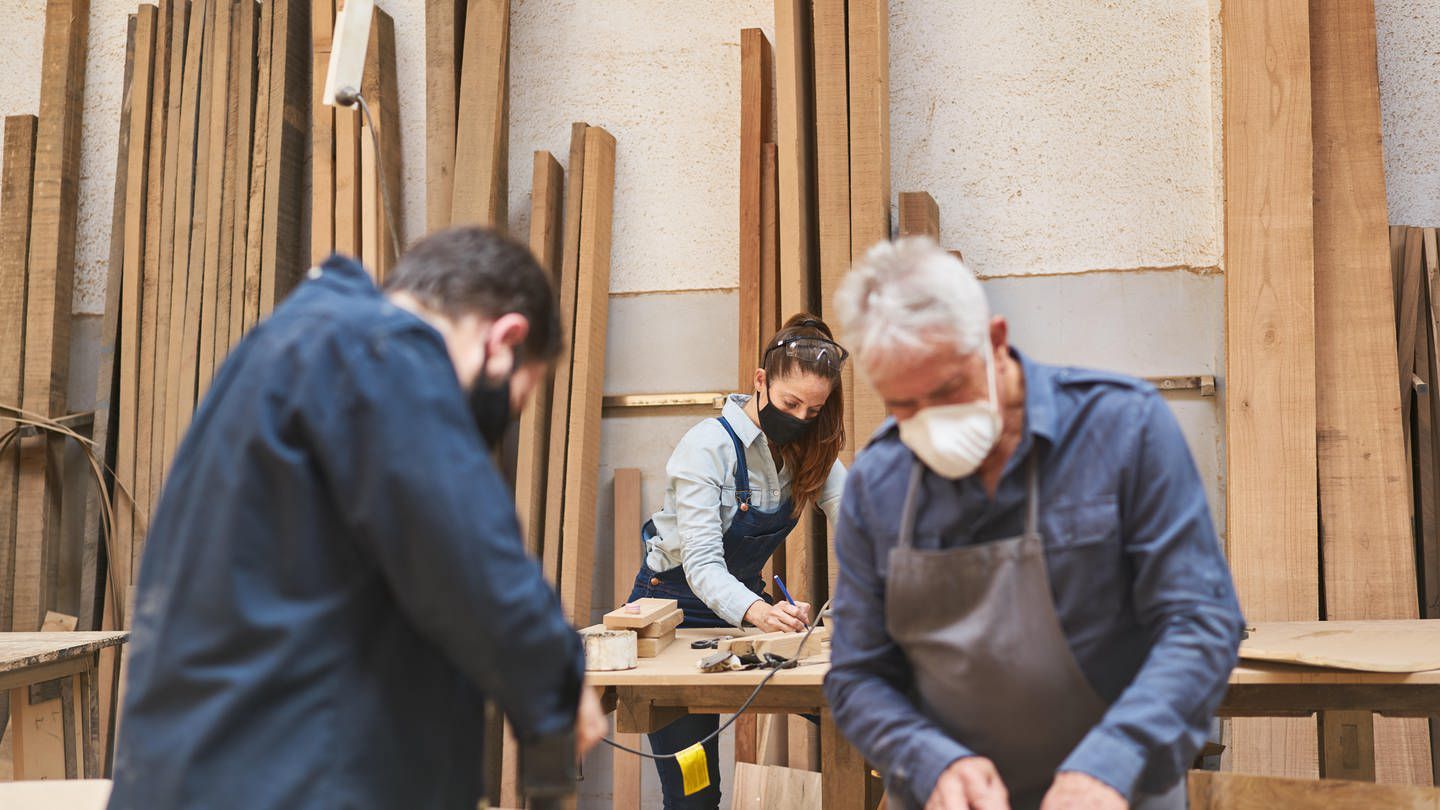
left=13, top=0, right=91, bottom=635
left=1310, top=0, right=1431, bottom=785
left=846, top=0, right=890, bottom=448
left=1, top=115, right=39, bottom=634
left=226, top=0, right=256, bottom=349
left=558, top=126, right=616, bottom=627
left=258, top=0, right=308, bottom=317
left=310, top=0, right=335, bottom=265
left=360, top=8, right=402, bottom=278
left=775, top=0, right=816, bottom=321
left=897, top=191, right=939, bottom=239
left=196, top=0, right=234, bottom=400
left=1425, top=227, right=1440, bottom=622
left=162, top=0, right=210, bottom=472
left=739, top=29, right=773, bottom=392
left=1222, top=0, right=1320, bottom=779
left=360, top=122, right=378, bottom=271
left=541, top=122, right=589, bottom=591
left=515, top=151, right=563, bottom=560
left=451, top=0, right=509, bottom=229
left=1399, top=233, right=1424, bottom=484
left=334, top=104, right=360, bottom=256
left=1189, top=770, right=1440, bottom=809
left=611, top=468, right=643, bottom=809
left=425, top=0, right=464, bottom=230
left=760, top=143, right=781, bottom=347
left=210, top=0, right=243, bottom=368
left=241, top=0, right=273, bottom=333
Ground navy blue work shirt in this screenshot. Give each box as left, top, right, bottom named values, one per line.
left=109, top=256, right=584, bottom=810
left=824, top=350, right=1245, bottom=806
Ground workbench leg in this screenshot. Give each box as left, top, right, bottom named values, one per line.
left=81, top=661, right=101, bottom=778
left=821, top=710, right=865, bottom=810
left=1320, top=711, right=1377, bottom=781
left=105, top=647, right=123, bottom=775
left=59, top=675, right=79, bottom=778
left=8, top=687, right=26, bottom=781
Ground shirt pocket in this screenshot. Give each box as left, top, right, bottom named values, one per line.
left=1047, top=495, right=1120, bottom=551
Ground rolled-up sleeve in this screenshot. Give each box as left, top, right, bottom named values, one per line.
left=824, top=462, right=973, bottom=806
left=1059, top=392, right=1245, bottom=797
left=816, top=460, right=848, bottom=525
left=314, top=329, right=584, bottom=741
left=669, top=431, right=767, bottom=627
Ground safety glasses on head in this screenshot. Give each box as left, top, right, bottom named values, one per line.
left=763, top=336, right=850, bottom=372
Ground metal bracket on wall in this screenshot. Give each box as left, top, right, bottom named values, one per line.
left=601, top=376, right=1216, bottom=416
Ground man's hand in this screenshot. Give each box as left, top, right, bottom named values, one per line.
left=575, top=682, right=608, bottom=758
left=1039, top=772, right=1126, bottom=810
left=925, top=757, right=1009, bottom=810
left=745, top=599, right=811, bottom=633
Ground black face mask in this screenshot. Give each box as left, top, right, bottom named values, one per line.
left=469, top=350, right=514, bottom=450
left=758, top=383, right=817, bottom=447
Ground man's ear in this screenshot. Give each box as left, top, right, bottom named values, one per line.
left=989, top=316, right=1008, bottom=357
left=484, top=313, right=531, bottom=380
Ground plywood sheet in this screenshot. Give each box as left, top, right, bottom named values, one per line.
left=1222, top=0, right=1320, bottom=778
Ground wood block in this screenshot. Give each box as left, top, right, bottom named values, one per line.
left=0, top=115, right=38, bottom=634
left=14, top=0, right=91, bottom=635
left=603, top=598, right=678, bottom=630
left=1188, top=769, right=1440, bottom=809
left=451, top=0, right=509, bottom=229
left=897, top=191, right=939, bottom=239
left=311, top=0, right=335, bottom=264
left=541, top=122, right=589, bottom=591
left=581, top=627, right=637, bottom=671
left=635, top=629, right=675, bottom=658
left=720, top=626, right=827, bottom=659
left=557, top=126, right=616, bottom=627
left=775, top=0, right=816, bottom=319
left=739, top=28, right=773, bottom=390
left=636, top=608, right=683, bottom=639
left=1222, top=0, right=1320, bottom=778
left=515, top=152, right=564, bottom=559
left=258, top=0, right=307, bottom=317
left=425, top=0, right=464, bottom=229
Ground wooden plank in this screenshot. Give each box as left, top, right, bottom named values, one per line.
left=820, top=710, right=866, bottom=810
left=258, top=0, right=308, bottom=317
left=241, top=0, right=273, bottom=333
left=515, top=152, right=563, bottom=560
left=425, top=0, right=464, bottom=230
left=210, top=0, right=242, bottom=372
left=603, top=598, right=677, bottom=630
left=1223, top=0, right=1320, bottom=779
left=196, top=0, right=235, bottom=400
left=451, top=0, right=509, bottom=229
left=226, top=0, right=256, bottom=349
left=739, top=29, right=773, bottom=391
left=359, top=8, right=401, bottom=278
left=760, top=143, right=781, bottom=345
left=1400, top=232, right=1424, bottom=469
left=897, top=191, right=939, bottom=239
left=1425, top=228, right=1440, bottom=622
left=310, top=0, right=335, bottom=264
left=635, top=630, right=676, bottom=658
left=541, top=122, right=588, bottom=591
left=636, top=609, right=683, bottom=639
left=734, top=762, right=822, bottom=809
left=334, top=106, right=360, bottom=257
left=1188, top=770, right=1440, bottom=809
left=775, top=0, right=816, bottom=321
left=558, top=126, right=616, bottom=628
left=611, top=467, right=643, bottom=810
left=13, top=0, right=90, bottom=635
left=846, top=0, right=890, bottom=448
left=812, top=0, right=853, bottom=474
left=0, top=115, right=38, bottom=636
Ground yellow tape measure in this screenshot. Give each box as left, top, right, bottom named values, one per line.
left=676, top=742, right=710, bottom=796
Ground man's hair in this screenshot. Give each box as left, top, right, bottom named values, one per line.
left=835, top=236, right=990, bottom=365
left=384, top=226, right=562, bottom=361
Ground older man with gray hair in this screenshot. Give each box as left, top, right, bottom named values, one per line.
left=823, top=238, right=1244, bottom=810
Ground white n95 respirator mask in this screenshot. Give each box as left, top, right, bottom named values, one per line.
left=898, top=341, right=1002, bottom=479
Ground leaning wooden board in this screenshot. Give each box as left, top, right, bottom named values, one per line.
left=258, top=0, right=307, bottom=317
left=738, top=28, right=772, bottom=391
left=1240, top=621, right=1440, bottom=673
left=424, top=0, right=464, bottom=230
left=226, top=0, right=256, bottom=350
left=451, top=0, right=510, bottom=230
left=812, top=0, right=852, bottom=471
left=240, top=0, right=273, bottom=333
left=774, top=0, right=814, bottom=321
left=1222, top=0, right=1320, bottom=779
left=195, top=0, right=234, bottom=401
left=611, top=467, right=643, bottom=810
left=1309, top=0, right=1432, bottom=784
left=897, top=191, right=939, bottom=240
left=310, top=0, right=335, bottom=265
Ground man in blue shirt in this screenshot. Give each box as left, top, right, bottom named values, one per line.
left=825, top=238, right=1244, bottom=810
left=110, top=228, right=606, bottom=809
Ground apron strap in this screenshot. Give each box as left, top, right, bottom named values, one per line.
left=897, top=461, right=926, bottom=549
left=1025, top=452, right=1040, bottom=537
left=715, top=416, right=753, bottom=505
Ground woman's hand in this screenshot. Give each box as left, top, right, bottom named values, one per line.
left=744, top=599, right=811, bottom=633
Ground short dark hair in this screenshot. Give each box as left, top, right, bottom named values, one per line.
left=384, top=226, right=561, bottom=362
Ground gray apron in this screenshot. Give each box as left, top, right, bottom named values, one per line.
left=885, top=457, right=1184, bottom=810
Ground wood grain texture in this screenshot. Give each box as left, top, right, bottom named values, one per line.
left=226, top=0, right=256, bottom=349
left=1425, top=228, right=1440, bottom=623
left=310, top=0, right=334, bottom=265
left=732, top=762, right=822, bottom=810
left=558, top=126, right=616, bottom=627
left=425, top=0, right=464, bottom=230
left=611, top=467, right=643, bottom=809
left=334, top=104, right=360, bottom=257
left=846, top=0, right=890, bottom=449
left=897, top=191, right=939, bottom=239
left=1, top=115, right=38, bottom=635
left=451, top=0, right=510, bottom=230
left=515, top=151, right=563, bottom=559
left=739, top=29, right=773, bottom=391
left=13, top=0, right=90, bottom=635
left=0, top=634, right=128, bottom=676
left=196, top=0, right=234, bottom=400
left=258, top=0, right=307, bottom=317
left=360, top=8, right=402, bottom=277
left=1223, top=0, right=1320, bottom=778
left=760, top=143, right=781, bottom=346
left=211, top=0, right=242, bottom=367
left=541, top=122, right=588, bottom=590
left=775, top=0, right=816, bottom=320
left=820, top=710, right=866, bottom=810
left=240, top=0, right=272, bottom=334
left=603, top=598, right=676, bottom=630
left=1189, top=770, right=1440, bottom=809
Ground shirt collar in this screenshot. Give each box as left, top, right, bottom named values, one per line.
left=722, top=394, right=764, bottom=447
left=1015, top=347, right=1058, bottom=450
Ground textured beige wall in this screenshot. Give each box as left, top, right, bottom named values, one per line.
left=1377, top=0, right=1440, bottom=228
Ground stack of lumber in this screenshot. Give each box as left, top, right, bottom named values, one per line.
left=1224, top=0, right=1433, bottom=785
left=310, top=1, right=402, bottom=279
left=603, top=598, right=682, bottom=658
left=1396, top=226, right=1440, bottom=635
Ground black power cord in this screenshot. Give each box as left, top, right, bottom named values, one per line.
left=335, top=88, right=404, bottom=269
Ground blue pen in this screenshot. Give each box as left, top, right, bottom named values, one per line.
left=773, top=574, right=797, bottom=606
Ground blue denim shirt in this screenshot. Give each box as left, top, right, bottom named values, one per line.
left=110, top=256, right=584, bottom=810
left=823, top=350, right=1244, bottom=805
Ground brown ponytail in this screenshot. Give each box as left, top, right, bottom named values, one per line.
left=760, top=313, right=847, bottom=516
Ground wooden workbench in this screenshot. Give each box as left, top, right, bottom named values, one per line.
left=2, top=632, right=128, bottom=780
left=590, top=626, right=1440, bottom=807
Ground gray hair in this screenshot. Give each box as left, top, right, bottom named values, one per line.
left=835, top=237, right=991, bottom=363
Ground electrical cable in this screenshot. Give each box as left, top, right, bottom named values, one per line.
left=599, top=599, right=832, bottom=761
left=339, top=89, right=405, bottom=270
